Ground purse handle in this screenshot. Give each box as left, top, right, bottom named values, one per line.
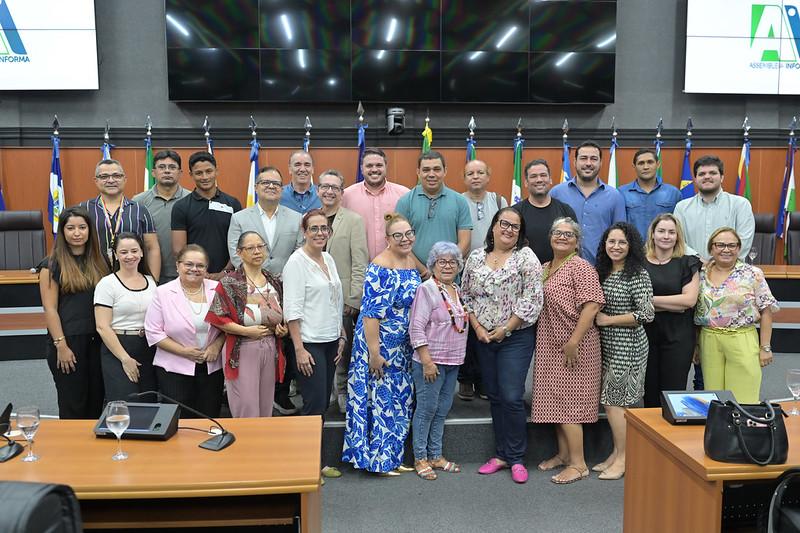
left=727, top=400, right=776, bottom=424
left=727, top=401, right=776, bottom=466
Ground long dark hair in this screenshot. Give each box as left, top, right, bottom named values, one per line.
left=113, top=231, right=152, bottom=277
left=484, top=207, right=528, bottom=252
left=47, top=207, right=109, bottom=293
left=595, top=222, right=646, bottom=283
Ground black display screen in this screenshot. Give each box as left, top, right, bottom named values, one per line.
left=165, top=0, right=616, bottom=103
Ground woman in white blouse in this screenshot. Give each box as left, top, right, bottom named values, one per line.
left=283, top=209, right=346, bottom=481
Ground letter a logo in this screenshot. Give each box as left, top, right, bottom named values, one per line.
left=0, top=0, right=27, bottom=55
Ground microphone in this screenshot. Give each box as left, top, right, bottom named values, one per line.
left=127, top=391, right=235, bottom=451
left=0, top=403, right=24, bottom=462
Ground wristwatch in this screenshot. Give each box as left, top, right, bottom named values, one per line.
left=761, top=345, right=772, bottom=352
left=502, top=325, right=512, bottom=338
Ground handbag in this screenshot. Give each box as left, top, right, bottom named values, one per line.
left=703, top=400, right=789, bottom=466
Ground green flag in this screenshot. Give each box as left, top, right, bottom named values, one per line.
left=143, top=134, right=154, bottom=190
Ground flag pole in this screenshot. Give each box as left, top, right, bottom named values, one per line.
left=466, top=116, right=477, bottom=162
left=736, top=116, right=751, bottom=200
left=356, top=102, right=368, bottom=183
left=608, top=116, right=618, bottom=188
left=560, top=119, right=570, bottom=183
left=143, top=115, right=154, bottom=190
left=654, top=117, right=664, bottom=182
left=247, top=116, right=259, bottom=208
left=679, top=118, right=694, bottom=199
left=102, top=120, right=113, bottom=160
left=511, top=118, right=524, bottom=205
left=303, top=116, right=312, bottom=152
left=202, top=116, right=213, bottom=154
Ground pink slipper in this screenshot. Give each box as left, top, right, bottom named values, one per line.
left=478, top=458, right=508, bottom=475
left=511, top=464, right=528, bottom=484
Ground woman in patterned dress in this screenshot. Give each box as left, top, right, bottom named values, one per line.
left=342, top=213, right=422, bottom=474
left=594, top=222, right=654, bottom=480
left=532, top=217, right=605, bottom=485
left=695, top=227, right=778, bottom=403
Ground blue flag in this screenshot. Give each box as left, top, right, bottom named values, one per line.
left=246, top=138, right=260, bottom=208
left=466, top=136, right=477, bottom=162
left=679, top=136, right=695, bottom=199
left=356, top=121, right=367, bottom=183
left=560, top=140, right=572, bottom=183
left=48, top=135, right=65, bottom=235
left=776, top=134, right=797, bottom=238
left=0, top=183, right=6, bottom=211
left=101, top=141, right=113, bottom=160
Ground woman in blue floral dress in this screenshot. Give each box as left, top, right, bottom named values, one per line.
left=342, top=213, right=422, bottom=474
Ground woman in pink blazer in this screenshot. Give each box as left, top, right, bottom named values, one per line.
left=144, top=245, right=226, bottom=417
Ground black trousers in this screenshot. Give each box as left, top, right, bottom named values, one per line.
left=296, top=341, right=338, bottom=417
left=155, top=364, right=225, bottom=418
left=275, top=338, right=297, bottom=397
left=643, top=314, right=696, bottom=407
left=46, top=333, right=104, bottom=419
left=457, top=328, right=482, bottom=386
left=101, top=335, right=157, bottom=402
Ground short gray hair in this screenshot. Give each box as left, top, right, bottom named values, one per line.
left=95, top=158, right=124, bottom=177
left=550, top=217, right=582, bottom=256
left=426, top=241, right=464, bottom=272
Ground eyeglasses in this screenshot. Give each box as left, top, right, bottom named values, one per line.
left=308, top=225, right=330, bottom=235
left=551, top=230, right=576, bottom=239
left=318, top=184, right=342, bottom=192
left=498, top=220, right=521, bottom=232
left=427, top=198, right=439, bottom=219
left=435, top=259, right=459, bottom=268
left=712, top=242, right=740, bottom=251
left=155, top=164, right=179, bottom=171
left=96, top=173, right=125, bottom=182
left=476, top=201, right=485, bottom=221
left=257, top=180, right=283, bottom=189
left=179, top=261, right=207, bottom=271
left=389, top=229, right=416, bottom=241
left=239, top=244, right=267, bottom=253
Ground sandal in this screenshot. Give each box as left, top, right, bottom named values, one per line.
left=415, top=459, right=438, bottom=481
left=430, top=457, right=461, bottom=473
left=551, top=466, right=589, bottom=485
left=537, top=455, right=567, bottom=471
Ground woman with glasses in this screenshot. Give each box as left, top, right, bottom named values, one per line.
left=461, top=207, right=543, bottom=484
left=283, top=209, right=346, bottom=481
left=343, top=213, right=422, bottom=475
left=695, top=227, right=778, bottom=403
left=39, top=206, right=109, bottom=419
left=144, top=244, right=226, bottom=417
left=532, top=217, right=605, bottom=485
left=408, top=241, right=469, bottom=480
left=642, top=214, right=701, bottom=407
left=206, top=231, right=288, bottom=417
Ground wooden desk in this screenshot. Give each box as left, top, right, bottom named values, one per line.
left=0, top=269, right=38, bottom=285
left=0, top=416, right=322, bottom=531
left=624, top=406, right=800, bottom=533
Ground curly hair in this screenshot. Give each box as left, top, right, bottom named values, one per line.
left=595, top=222, right=646, bottom=283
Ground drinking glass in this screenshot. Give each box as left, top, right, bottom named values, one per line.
left=786, top=369, right=800, bottom=415
left=748, top=248, right=758, bottom=264
left=105, top=401, right=130, bottom=461
left=16, top=406, right=40, bottom=462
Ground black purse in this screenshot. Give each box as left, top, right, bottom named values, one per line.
left=703, top=400, right=789, bottom=466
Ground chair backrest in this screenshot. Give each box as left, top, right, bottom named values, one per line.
left=788, top=212, right=800, bottom=266
left=768, top=467, right=800, bottom=533
left=0, top=210, right=46, bottom=270
left=753, top=213, right=777, bottom=265
left=0, top=481, right=82, bottom=532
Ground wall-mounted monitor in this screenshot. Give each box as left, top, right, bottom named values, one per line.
left=685, top=0, right=800, bottom=95
left=0, top=0, right=98, bottom=90
left=165, top=0, right=617, bottom=103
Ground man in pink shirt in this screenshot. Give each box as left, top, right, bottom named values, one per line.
left=342, top=148, right=410, bottom=260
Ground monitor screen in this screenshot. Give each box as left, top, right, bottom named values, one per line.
left=98, top=405, right=160, bottom=433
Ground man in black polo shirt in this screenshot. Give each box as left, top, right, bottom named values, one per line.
left=171, top=152, right=242, bottom=280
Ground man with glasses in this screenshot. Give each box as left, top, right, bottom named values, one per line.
left=674, top=155, right=754, bottom=262
left=281, top=150, right=321, bottom=214
left=133, top=150, right=190, bottom=284
left=550, top=141, right=626, bottom=264
left=77, top=158, right=161, bottom=279
left=396, top=150, right=473, bottom=279
left=171, top=152, right=242, bottom=280
left=318, top=170, right=368, bottom=413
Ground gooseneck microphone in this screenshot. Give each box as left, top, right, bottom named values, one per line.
left=127, top=391, right=235, bottom=451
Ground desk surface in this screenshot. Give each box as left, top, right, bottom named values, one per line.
left=626, top=405, right=800, bottom=482
left=0, top=416, right=322, bottom=499
left=0, top=269, right=38, bottom=285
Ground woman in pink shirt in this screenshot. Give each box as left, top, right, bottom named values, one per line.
left=409, top=241, right=468, bottom=480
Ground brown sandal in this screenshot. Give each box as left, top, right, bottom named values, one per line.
left=415, top=459, right=437, bottom=480
left=430, top=457, right=461, bottom=473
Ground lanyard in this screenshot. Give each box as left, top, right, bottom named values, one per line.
left=97, top=196, right=124, bottom=262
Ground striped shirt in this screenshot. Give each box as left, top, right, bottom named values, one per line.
left=77, top=196, right=156, bottom=267
left=409, top=278, right=468, bottom=366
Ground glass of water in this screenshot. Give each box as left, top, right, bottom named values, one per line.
left=105, top=401, right=130, bottom=461
left=787, top=369, right=800, bottom=415
left=16, top=406, right=40, bottom=462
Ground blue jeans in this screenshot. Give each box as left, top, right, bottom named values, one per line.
left=411, top=361, right=459, bottom=460
left=475, top=327, right=535, bottom=465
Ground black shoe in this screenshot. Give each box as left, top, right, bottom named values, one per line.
left=457, top=383, right=475, bottom=401
left=274, top=393, right=298, bottom=415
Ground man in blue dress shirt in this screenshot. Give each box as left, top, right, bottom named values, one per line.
left=280, top=150, right=321, bottom=214
left=618, top=148, right=681, bottom=240
left=550, top=140, right=626, bottom=264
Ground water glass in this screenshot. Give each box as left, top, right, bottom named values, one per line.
left=16, top=406, right=40, bottom=462
left=786, top=369, right=800, bottom=415
left=105, top=401, right=130, bottom=461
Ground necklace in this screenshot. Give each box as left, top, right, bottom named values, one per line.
left=187, top=299, right=206, bottom=316
left=245, top=273, right=272, bottom=305
left=488, top=248, right=513, bottom=268
left=650, top=253, right=672, bottom=265
left=181, top=283, right=203, bottom=296
left=542, top=252, right=576, bottom=282
left=434, top=279, right=466, bottom=333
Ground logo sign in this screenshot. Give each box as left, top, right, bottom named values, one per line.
left=0, top=0, right=29, bottom=62
left=751, top=4, right=800, bottom=62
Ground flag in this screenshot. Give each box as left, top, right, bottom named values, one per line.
left=512, top=134, right=524, bottom=205
left=143, top=134, right=154, bottom=190
left=654, top=136, right=664, bottom=182
left=735, top=136, right=752, bottom=201
left=777, top=134, right=797, bottom=239
left=48, top=135, right=65, bottom=236
left=560, top=139, right=571, bottom=183
left=206, top=134, right=214, bottom=155
left=607, top=135, right=619, bottom=188
left=422, top=122, right=432, bottom=154
left=302, top=134, right=309, bottom=153
left=356, top=121, right=367, bottom=183
left=0, top=183, right=6, bottom=210
left=101, top=140, right=112, bottom=160
left=466, top=136, right=477, bottom=162
left=679, top=136, right=695, bottom=199
left=246, top=138, right=260, bottom=208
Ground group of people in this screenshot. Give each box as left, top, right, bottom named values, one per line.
left=38, top=142, right=777, bottom=486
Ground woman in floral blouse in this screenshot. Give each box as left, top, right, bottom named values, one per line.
left=462, top=207, right=543, bottom=484
left=695, top=227, right=778, bottom=403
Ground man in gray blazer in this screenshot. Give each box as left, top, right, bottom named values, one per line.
left=318, top=169, right=368, bottom=413
left=227, top=166, right=303, bottom=276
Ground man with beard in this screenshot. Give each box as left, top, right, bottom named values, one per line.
left=618, top=148, right=681, bottom=240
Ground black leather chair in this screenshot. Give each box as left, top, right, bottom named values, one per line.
left=767, top=467, right=800, bottom=532
left=0, top=210, right=46, bottom=269
left=787, top=212, right=800, bottom=266
left=752, top=213, right=777, bottom=265
left=0, top=481, right=82, bottom=532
